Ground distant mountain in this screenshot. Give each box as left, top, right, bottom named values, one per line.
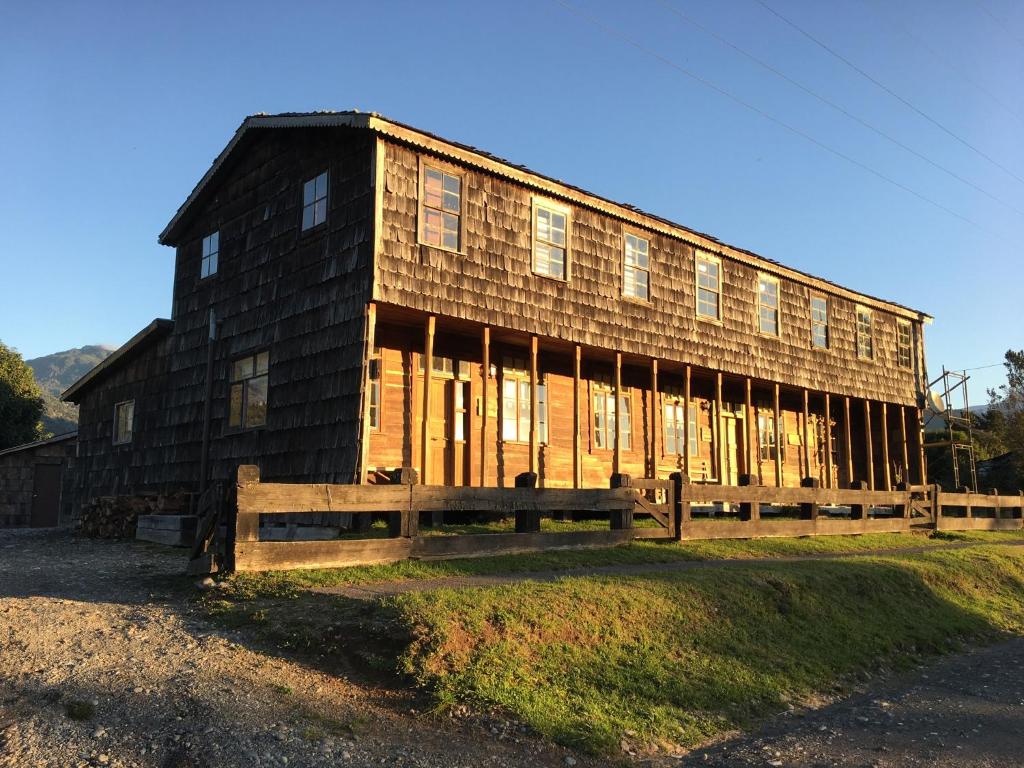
left=26, top=345, right=115, bottom=435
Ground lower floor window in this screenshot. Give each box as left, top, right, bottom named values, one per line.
left=113, top=400, right=134, bottom=444
left=758, top=411, right=784, bottom=461
left=593, top=387, right=632, bottom=450
left=664, top=400, right=697, bottom=457
left=501, top=361, right=548, bottom=443
left=230, top=351, right=269, bottom=429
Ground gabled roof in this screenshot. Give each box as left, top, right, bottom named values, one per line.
left=159, top=111, right=931, bottom=322
left=0, top=431, right=77, bottom=459
left=61, top=319, right=173, bottom=403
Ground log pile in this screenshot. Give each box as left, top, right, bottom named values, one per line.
left=80, top=492, right=191, bottom=539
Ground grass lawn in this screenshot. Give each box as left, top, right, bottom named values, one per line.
left=202, top=531, right=1024, bottom=757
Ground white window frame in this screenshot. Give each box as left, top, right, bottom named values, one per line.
left=695, top=251, right=722, bottom=322
left=112, top=400, right=134, bottom=445
left=622, top=231, right=651, bottom=300
left=301, top=170, right=328, bottom=231
left=200, top=231, right=219, bottom=279
left=592, top=380, right=632, bottom=452
left=531, top=197, right=570, bottom=281
left=418, top=158, right=464, bottom=253
left=896, top=320, right=913, bottom=369
left=810, top=295, right=829, bottom=349
left=500, top=358, right=547, bottom=444
left=757, top=274, right=781, bottom=336
left=856, top=306, right=874, bottom=360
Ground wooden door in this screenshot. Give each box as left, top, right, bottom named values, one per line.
left=30, top=463, right=62, bottom=528
left=426, top=378, right=451, bottom=486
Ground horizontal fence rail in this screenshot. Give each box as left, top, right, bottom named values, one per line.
left=197, top=466, right=1024, bottom=574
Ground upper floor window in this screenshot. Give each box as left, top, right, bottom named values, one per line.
left=229, top=351, right=269, bottom=429
left=663, top=396, right=698, bottom=457
left=532, top=199, right=569, bottom=280
left=696, top=252, right=721, bottom=320
left=758, top=275, right=780, bottom=336
left=856, top=307, right=874, bottom=360
left=368, top=348, right=381, bottom=430
left=501, top=358, right=547, bottom=443
left=301, top=171, right=328, bottom=231
left=200, top=231, right=219, bottom=279
left=810, top=295, right=829, bottom=349
left=420, top=164, right=462, bottom=251
left=593, top=380, right=632, bottom=451
left=897, top=320, right=913, bottom=369
left=113, top=400, right=134, bottom=445
left=623, top=233, right=650, bottom=300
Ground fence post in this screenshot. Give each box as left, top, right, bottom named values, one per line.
left=849, top=479, right=869, bottom=520
left=738, top=473, right=760, bottom=522
left=670, top=472, right=688, bottom=540
left=609, top=473, right=633, bottom=530
left=388, top=467, right=418, bottom=538
left=989, top=488, right=1000, bottom=519
left=800, top=477, right=820, bottom=520
left=895, top=482, right=910, bottom=519
left=932, top=484, right=943, bottom=531
left=514, top=472, right=540, bottom=533
left=960, top=486, right=973, bottom=519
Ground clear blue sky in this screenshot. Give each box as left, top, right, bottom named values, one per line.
left=1, top=0, right=1021, bottom=399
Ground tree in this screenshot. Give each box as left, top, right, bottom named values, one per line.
left=0, top=341, right=45, bottom=450
left=976, top=349, right=1024, bottom=492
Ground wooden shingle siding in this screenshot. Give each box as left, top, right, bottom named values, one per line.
left=375, top=139, right=922, bottom=407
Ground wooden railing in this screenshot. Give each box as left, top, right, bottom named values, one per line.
left=933, top=487, right=1024, bottom=532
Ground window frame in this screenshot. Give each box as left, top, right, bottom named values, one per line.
left=200, top=230, right=219, bottom=280
left=757, top=273, right=781, bottom=337
left=662, top=394, right=699, bottom=459
left=228, top=350, right=270, bottom=431
left=591, top=379, right=632, bottom=452
left=757, top=410, right=784, bottom=462
left=856, top=306, right=874, bottom=360
left=896, top=319, right=913, bottom=369
left=500, top=357, right=548, bottom=445
left=417, top=156, right=465, bottom=254
left=810, top=294, right=830, bottom=350
left=694, top=251, right=722, bottom=323
left=112, top=399, right=135, bottom=446
left=368, top=348, right=382, bottom=431
left=531, top=197, right=571, bottom=282
left=300, top=170, right=329, bottom=232
left=622, top=229, right=651, bottom=302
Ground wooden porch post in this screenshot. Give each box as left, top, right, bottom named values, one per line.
left=881, top=402, right=891, bottom=491
left=358, top=302, right=377, bottom=485
left=843, top=396, right=853, bottom=486
left=916, top=408, right=927, bottom=485
left=715, top=372, right=724, bottom=483
left=773, top=383, right=783, bottom=487
left=683, top=365, right=692, bottom=479
left=480, top=326, right=490, bottom=487
left=824, top=393, right=833, bottom=489
left=899, top=405, right=909, bottom=486
left=529, top=335, right=539, bottom=477
left=650, top=359, right=659, bottom=478
left=421, top=315, right=435, bottom=485
left=802, top=388, right=811, bottom=481
left=573, top=344, right=582, bottom=488
left=745, top=378, right=754, bottom=477
left=864, top=400, right=875, bottom=491
left=613, top=351, right=622, bottom=476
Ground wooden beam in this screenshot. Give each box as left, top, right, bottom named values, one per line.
left=773, top=383, right=783, bottom=487
left=650, top=359, right=659, bottom=479
left=358, top=302, right=377, bottom=484
left=613, top=351, right=623, bottom=476
left=881, top=402, right=891, bottom=491
left=864, top=400, right=875, bottom=491
left=573, top=344, right=582, bottom=489
left=745, top=378, right=754, bottom=477
left=421, top=315, right=435, bottom=485
left=715, top=372, right=724, bottom=484
left=917, top=408, right=928, bottom=485
left=480, top=326, right=490, bottom=487
left=683, top=365, right=692, bottom=479
left=529, top=335, right=539, bottom=477
left=843, top=396, right=853, bottom=486
left=824, top=393, right=833, bottom=490
left=802, top=388, right=810, bottom=481
left=899, top=404, right=909, bottom=486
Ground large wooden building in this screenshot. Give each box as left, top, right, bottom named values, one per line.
left=64, top=112, right=932, bottom=506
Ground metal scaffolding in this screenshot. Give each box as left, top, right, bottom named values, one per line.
left=923, top=367, right=978, bottom=491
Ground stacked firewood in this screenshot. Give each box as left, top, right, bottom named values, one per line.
left=80, top=492, right=191, bottom=539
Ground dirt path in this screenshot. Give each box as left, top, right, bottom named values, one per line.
left=0, top=529, right=593, bottom=768
left=678, top=636, right=1024, bottom=767
left=318, top=540, right=1022, bottom=599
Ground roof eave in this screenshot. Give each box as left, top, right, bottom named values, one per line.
left=61, top=319, right=174, bottom=403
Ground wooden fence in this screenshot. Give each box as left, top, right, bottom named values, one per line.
left=188, top=466, right=1023, bottom=574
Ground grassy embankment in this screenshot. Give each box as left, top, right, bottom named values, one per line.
left=204, top=531, right=1024, bottom=756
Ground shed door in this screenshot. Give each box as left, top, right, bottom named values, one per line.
left=30, top=463, right=62, bottom=528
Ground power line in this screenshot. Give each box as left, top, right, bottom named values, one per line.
left=753, top=0, right=1024, bottom=187
left=861, top=0, right=1024, bottom=125
left=655, top=0, right=1024, bottom=218
left=971, top=0, right=1024, bottom=52
left=552, top=0, right=1003, bottom=240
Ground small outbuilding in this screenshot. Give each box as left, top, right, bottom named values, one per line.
left=0, top=432, right=78, bottom=528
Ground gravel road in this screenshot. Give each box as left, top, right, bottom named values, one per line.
left=0, top=529, right=592, bottom=768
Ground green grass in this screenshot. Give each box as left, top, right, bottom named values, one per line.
left=216, top=530, right=1010, bottom=598
left=389, top=544, right=1024, bottom=754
